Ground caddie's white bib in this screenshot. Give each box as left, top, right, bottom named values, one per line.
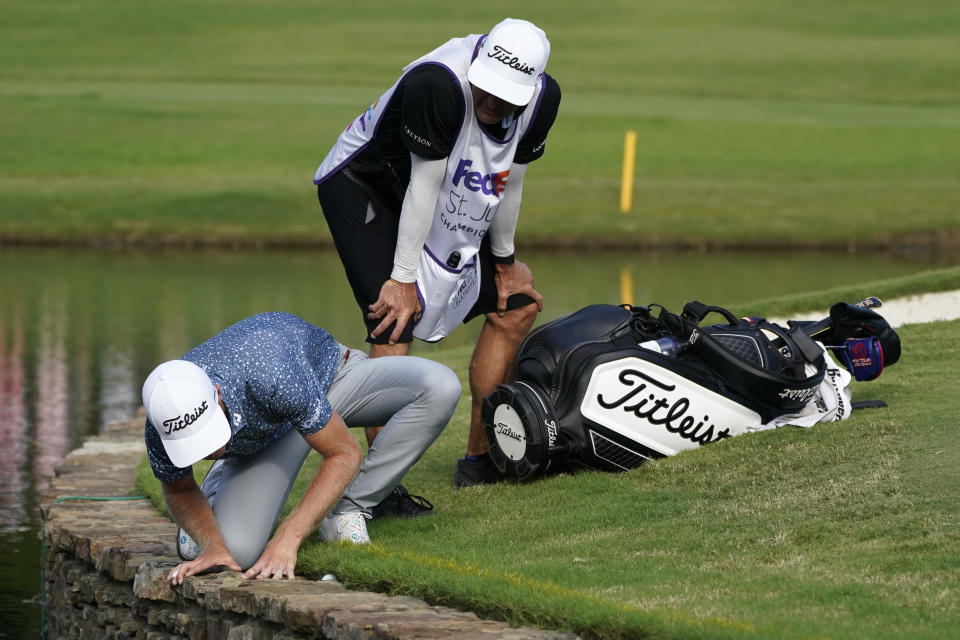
left=314, top=35, right=545, bottom=342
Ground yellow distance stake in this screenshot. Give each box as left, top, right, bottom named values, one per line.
left=620, top=267, right=634, bottom=306
left=619, top=130, right=637, bottom=213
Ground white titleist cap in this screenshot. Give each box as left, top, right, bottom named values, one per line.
left=142, top=360, right=231, bottom=468
left=468, top=18, right=550, bottom=106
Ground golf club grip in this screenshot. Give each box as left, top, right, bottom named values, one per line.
left=802, top=296, right=882, bottom=339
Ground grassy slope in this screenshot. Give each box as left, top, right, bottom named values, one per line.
left=136, top=270, right=960, bottom=639
left=738, top=265, right=960, bottom=317
left=2, top=0, right=959, bottom=247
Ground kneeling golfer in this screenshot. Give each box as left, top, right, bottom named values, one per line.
left=142, top=312, right=460, bottom=584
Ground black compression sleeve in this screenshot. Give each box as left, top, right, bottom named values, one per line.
left=514, top=74, right=561, bottom=165
left=399, top=64, right=464, bottom=160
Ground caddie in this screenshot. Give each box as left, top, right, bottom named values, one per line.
left=314, top=18, right=561, bottom=488
left=142, top=312, right=460, bottom=584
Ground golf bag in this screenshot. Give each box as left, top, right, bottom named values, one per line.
left=482, top=299, right=899, bottom=480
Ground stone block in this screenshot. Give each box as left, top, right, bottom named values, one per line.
left=225, top=624, right=256, bottom=640
left=133, top=563, right=178, bottom=602
left=120, top=620, right=141, bottom=634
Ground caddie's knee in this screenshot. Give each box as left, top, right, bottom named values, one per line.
left=488, top=301, right=539, bottom=340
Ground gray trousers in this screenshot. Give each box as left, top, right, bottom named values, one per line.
left=199, top=347, right=461, bottom=569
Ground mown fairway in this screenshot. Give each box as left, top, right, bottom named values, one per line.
left=2, top=0, right=958, bottom=246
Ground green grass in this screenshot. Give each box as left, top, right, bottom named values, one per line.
left=136, top=269, right=960, bottom=639
left=737, top=265, right=960, bottom=317
left=3, top=0, right=959, bottom=248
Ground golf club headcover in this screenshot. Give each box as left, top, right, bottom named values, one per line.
left=821, top=302, right=901, bottom=367
left=835, top=336, right=885, bottom=381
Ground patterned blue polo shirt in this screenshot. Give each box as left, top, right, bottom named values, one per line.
left=145, top=312, right=343, bottom=483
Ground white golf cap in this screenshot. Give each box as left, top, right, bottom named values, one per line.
left=142, top=360, right=231, bottom=468
left=468, top=18, right=550, bottom=107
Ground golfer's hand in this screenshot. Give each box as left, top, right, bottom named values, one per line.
left=167, top=544, right=241, bottom=586
left=242, top=534, right=299, bottom=581
left=367, top=278, right=421, bottom=344
left=494, top=261, right=543, bottom=316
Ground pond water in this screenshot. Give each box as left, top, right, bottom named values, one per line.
left=0, top=246, right=953, bottom=637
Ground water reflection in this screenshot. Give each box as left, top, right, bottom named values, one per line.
left=0, top=246, right=954, bottom=637
left=0, top=313, right=27, bottom=533
left=34, top=290, right=70, bottom=496
left=99, top=345, right=139, bottom=429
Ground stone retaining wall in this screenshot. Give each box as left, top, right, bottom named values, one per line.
left=41, top=416, right=578, bottom=640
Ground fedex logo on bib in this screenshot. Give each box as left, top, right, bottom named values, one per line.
left=452, top=159, right=509, bottom=197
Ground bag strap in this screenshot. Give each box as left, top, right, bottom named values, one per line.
left=681, top=301, right=739, bottom=327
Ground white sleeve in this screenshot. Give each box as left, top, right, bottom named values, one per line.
left=390, top=154, right=447, bottom=283
left=489, top=162, right=528, bottom=259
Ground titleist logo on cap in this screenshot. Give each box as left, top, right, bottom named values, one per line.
left=487, top=45, right=536, bottom=75
left=162, top=400, right=209, bottom=435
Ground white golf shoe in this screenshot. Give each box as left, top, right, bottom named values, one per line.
left=318, top=512, right=370, bottom=545
left=177, top=527, right=201, bottom=561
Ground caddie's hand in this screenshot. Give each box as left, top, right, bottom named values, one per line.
left=167, top=544, right=241, bottom=586
left=494, top=261, right=543, bottom=317
left=242, top=533, right=299, bottom=581
left=367, top=278, right=421, bottom=345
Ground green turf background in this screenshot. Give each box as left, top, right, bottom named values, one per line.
left=2, top=0, right=958, bottom=247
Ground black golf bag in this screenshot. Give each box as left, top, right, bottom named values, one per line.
left=482, top=300, right=899, bottom=480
